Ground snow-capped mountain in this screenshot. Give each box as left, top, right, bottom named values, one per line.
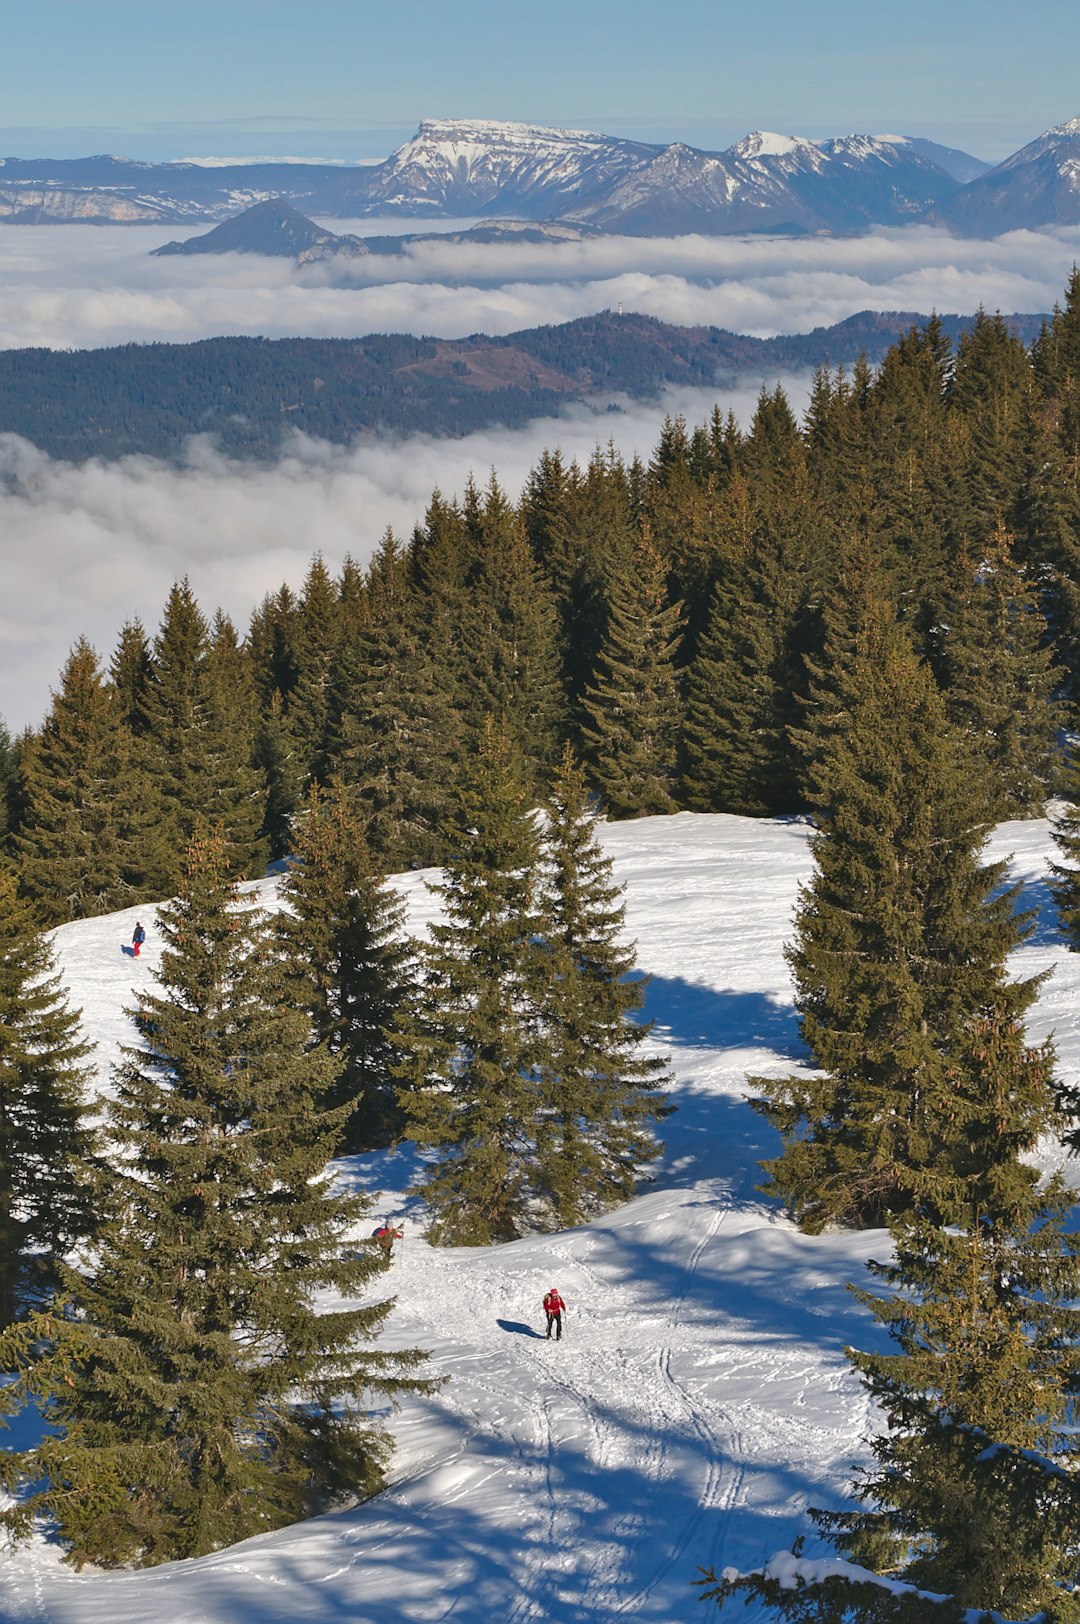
left=934, top=115, right=1080, bottom=234
left=331, top=117, right=659, bottom=218
left=559, top=129, right=959, bottom=235
left=0, top=117, right=1077, bottom=236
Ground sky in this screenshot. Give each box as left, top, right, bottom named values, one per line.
left=0, top=0, right=1076, bottom=164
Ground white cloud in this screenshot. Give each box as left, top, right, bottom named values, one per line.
left=0, top=222, right=1078, bottom=351
left=0, top=374, right=804, bottom=734
left=3, top=216, right=1079, bottom=734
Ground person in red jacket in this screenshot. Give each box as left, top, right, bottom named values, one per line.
left=543, top=1286, right=566, bottom=1340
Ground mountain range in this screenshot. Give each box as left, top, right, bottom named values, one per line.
left=0, top=307, right=1050, bottom=464
left=0, top=115, right=1079, bottom=235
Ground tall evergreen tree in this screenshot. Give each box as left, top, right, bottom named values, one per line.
left=279, top=781, right=413, bottom=1151
left=0, top=863, right=96, bottom=1328
left=458, top=478, right=565, bottom=786
left=339, top=529, right=460, bottom=870
left=0, top=830, right=430, bottom=1567
left=532, top=749, right=667, bottom=1225
left=755, top=604, right=1038, bottom=1231
left=397, top=722, right=543, bottom=1244
left=139, top=582, right=266, bottom=895
left=704, top=1017, right=1080, bottom=1622
left=579, top=534, right=683, bottom=818
left=934, top=524, right=1060, bottom=816
left=16, top=639, right=141, bottom=922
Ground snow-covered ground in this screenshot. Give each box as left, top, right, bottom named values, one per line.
left=2, top=810, right=1077, bottom=1623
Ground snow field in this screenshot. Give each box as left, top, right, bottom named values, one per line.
left=1, top=810, right=1077, bottom=1622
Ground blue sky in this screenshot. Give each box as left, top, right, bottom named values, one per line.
left=0, top=1, right=1076, bottom=164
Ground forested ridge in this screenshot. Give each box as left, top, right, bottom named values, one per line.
left=3, top=275, right=1080, bottom=1611
left=0, top=307, right=1049, bottom=462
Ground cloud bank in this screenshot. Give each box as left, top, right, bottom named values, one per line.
left=0, top=376, right=802, bottom=734
left=1, top=222, right=1079, bottom=351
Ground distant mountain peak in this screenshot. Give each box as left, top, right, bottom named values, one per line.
left=151, top=198, right=368, bottom=260
left=728, top=130, right=811, bottom=159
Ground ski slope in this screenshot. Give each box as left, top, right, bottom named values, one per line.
left=2, top=810, right=1077, bottom=1624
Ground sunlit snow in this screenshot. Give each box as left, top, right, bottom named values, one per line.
left=1, top=810, right=1076, bottom=1622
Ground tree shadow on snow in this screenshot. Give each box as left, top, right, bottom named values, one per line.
left=638, top=976, right=805, bottom=1062
left=1007, top=871, right=1070, bottom=949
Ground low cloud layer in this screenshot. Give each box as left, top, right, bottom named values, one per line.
left=0, top=376, right=803, bottom=733
left=4, top=217, right=1079, bottom=735
left=1, top=222, right=1079, bottom=351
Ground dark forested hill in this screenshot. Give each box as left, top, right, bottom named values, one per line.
left=0, top=309, right=1049, bottom=463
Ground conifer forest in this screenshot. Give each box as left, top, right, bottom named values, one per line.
left=5, top=271, right=1080, bottom=1617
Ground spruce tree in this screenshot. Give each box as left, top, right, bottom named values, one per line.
left=935, top=523, right=1060, bottom=816
left=0, top=863, right=96, bottom=1328
left=1049, top=741, right=1080, bottom=946
left=703, top=1017, right=1080, bottom=1622
left=458, top=479, right=565, bottom=788
left=755, top=603, right=1038, bottom=1232
left=279, top=781, right=413, bottom=1151
left=139, top=582, right=266, bottom=895
left=0, top=829, right=430, bottom=1568
left=532, top=748, right=667, bottom=1225
left=16, top=639, right=142, bottom=922
left=579, top=534, right=683, bottom=818
left=339, top=528, right=460, bottom=870
left=397, top=721, right=543, bottom=1244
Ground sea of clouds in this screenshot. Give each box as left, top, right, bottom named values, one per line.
left=2, top=218, right=1079, bottom=734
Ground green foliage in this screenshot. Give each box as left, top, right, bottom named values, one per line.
left=755, top=602, right=1037, bottom=1232
left=580, top=534, right=684, bottom=818
left=707, top=1018, right=1080, bottom=1621
left=279, top=781, right=414, bottom=1150
left=397, top=721, right=544, bottom=1244
left=0, top=863, right=96, bottom=1327
left=16, top=639, right=144, bottom=922
left=531, top=748, right=667, bottom=1224
left=933, top=525, right=1061, bottom=816
left=399, top=730, right=666, bottom=1243
left=138, top=583, right=267, bottom=895
left=0, top=829, right=431, bottom=1568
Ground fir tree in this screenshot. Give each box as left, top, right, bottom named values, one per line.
left=579, top=534, right=683, bottom=818
left=139, top=582, right=266, bottom=894
left=755, top=604, right=1038, bottom=1232
left=1049, top=740, right=1080, bottom=947
left=935, top=524, right=1060, bottom=816
left=458, top=478, right=565, bottom=787
left=16, top=639, right=141, bottom=922
left=339, top=529, right=460, bottom=870
left=0, top=830, right=431, bottom=1568
left=703, top=1017, right=1080, bottom=1622
left=0, top=863, right=96, bottom=1328
left=397, top=721, right=543, bottom=1244
left=279, top=781, right=413, bottom=1151
left=532, top=748, right=667, bottom=1225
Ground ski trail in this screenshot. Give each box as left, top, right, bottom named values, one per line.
left=605, top=1198, right=739, bottom=1614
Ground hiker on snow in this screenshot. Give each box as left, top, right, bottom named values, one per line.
left=132, top=921, right=146, bottom=958
left=543, top=1286, right=566, bottom=1340
left=373, top=1223, right=402, bottom=1267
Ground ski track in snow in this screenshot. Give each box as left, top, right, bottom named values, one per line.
left=1, top=810, right=1077, bottom=1623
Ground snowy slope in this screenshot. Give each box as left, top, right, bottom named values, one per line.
left=936, top=114, right=1080, bottom=233
left=2, top=811, right=1078, bottom=1623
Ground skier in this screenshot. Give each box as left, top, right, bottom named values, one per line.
left=372, top=1222, right=402, bottom=1267
left=132, top=921, right=146, bottom=958
left=543, top=1286, right=566, bottom=1340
